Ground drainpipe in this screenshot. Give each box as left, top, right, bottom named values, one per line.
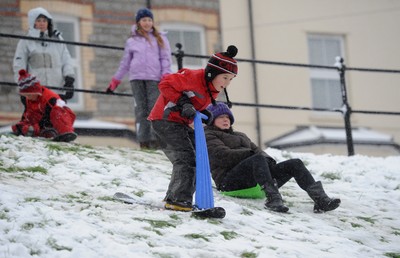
left=247, top=0, right=261, bottom=147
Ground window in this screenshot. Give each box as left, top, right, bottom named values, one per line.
left=53, top=15, right=83, bottom=110
left=160, top=23, right=206, bottom=71
left=308, top=34, right=344, bottom=110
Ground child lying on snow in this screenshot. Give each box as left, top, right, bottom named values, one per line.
left=12, top=69, right=77, bottom=142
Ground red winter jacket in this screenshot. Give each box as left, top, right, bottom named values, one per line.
left=22, top=86, right=60, bottom=125
left=13, top=85, right=76, bottom=137
left=148, top=68, right=219, bottom=125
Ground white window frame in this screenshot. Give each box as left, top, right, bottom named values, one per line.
left=160, top=23, right=207, bottom=72
left=53, top=14, right=83, bottom=110
left=308, top=34, right=345, bottom=112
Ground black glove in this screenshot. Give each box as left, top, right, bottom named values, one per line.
left=177, top=95, right=196, bottom=119
left=177, top=94, right=191, bottom=107
left=64, top=76, right=74, bottom=88
left=200, top=109, right=214, bottom=125
left=61, top=76, right=75, bottom=100
left=181, top=103, right=196, bottom=119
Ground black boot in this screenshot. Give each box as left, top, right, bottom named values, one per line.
left=262, top=180, right=289, bottom=213
left=306, top=181, right=341, bottom=213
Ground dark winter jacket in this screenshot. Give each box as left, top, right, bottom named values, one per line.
left=204, top=125, right=273, bottom=188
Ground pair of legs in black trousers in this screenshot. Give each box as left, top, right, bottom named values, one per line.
left=219, top=154, right=315, bottom=192
left=151, top=120, right=196, bottom=211
left=219, top=153, right=340, bottom=213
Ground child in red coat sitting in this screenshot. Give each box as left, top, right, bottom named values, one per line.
left=12, top=69, right=77, bottom=142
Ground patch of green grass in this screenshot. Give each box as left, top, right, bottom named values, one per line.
left=221, top=231, right=238, bottom=240
left=385, top=253, right=400, bottom=258
left=0, top=166, right=19, bottom=173
left=46, top=237, right=72, bottom=252
left=320, top=172, right=341, bottom=180
left=111, top=178, right=121, bottom=186
left=145, top=219, right=176, bottom=228
left=350, top=222, right=363, bottom=228
left=46, top=143, right=64, bottom=152
left=151, top=252, right=175, bottom=258
left=356, top=216, right=376, bottom=224
left=241, top=252, right=257, bottom=258
left=353, top=239, right=364, bottom=245
left=65, top=194, right=80, bottom=200
left=46, top=142, right=82, bottom=153
left=29, top=249, right=41, bottom=256
left=21, top=222, right=35, bottom=231
left=0, top=165, right=47, bottom=174
left=241, top=208, right=253, bottom=216
left=27, top=166, right=47, bottom=174
left=98, top=195, right=114, bottom=201
left=0, top=209, right=10, bottom=221
left=184, top=233, right=209, bottom=242
left=25, top=197, right=41, bottom=202
left=134, top=190, right=145, bottom=197
left=169, top=214, right=180, bottom=220
left=134, top=218, right=176, bottom=229
left=63, top=193, right=90, bottom=204
left=380, top=236, right=389, bottom=243
left=79, top=191, right=88, bottom=197
left=207, top=219, right=223, bottom=225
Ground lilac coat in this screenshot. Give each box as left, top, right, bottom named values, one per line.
left=113, top=25, right=172, bottom=81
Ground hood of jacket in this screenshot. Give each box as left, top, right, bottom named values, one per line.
left=27, top=7, right=53, bottom=38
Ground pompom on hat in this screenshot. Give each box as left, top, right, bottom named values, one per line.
left=18, top=69, right=42, bottom=95
left=207, top=102, right=235, bottom=125
left=135, top=8, right=154, bottom=23
left=205, top=45, right=238, bottom=82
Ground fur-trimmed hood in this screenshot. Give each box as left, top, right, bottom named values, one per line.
left=27, top=7, right=53, bottom=38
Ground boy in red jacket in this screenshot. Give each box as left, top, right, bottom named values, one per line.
left=12, top=69, right=77, bottom=142
left=148, top=45, right=238, bottom=211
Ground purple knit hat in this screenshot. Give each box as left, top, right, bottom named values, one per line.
left=207, top=102, right=235, bottom=125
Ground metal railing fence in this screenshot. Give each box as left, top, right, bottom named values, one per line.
left=1, top=33, right=399, bottom=156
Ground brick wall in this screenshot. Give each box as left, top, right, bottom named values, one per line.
left=0, top=0, right=220, bottom=126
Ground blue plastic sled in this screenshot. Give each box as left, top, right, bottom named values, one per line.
left=194, top=111, right=214, bottom=209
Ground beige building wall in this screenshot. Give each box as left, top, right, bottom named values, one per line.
left=219, top=0, right=400, bottom=153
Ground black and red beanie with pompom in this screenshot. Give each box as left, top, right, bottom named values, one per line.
left=205, top=45, right=238, bottom=82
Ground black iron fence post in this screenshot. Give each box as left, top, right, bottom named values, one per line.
left=336, top=57, right=355, bottom=156
left=174, top=43, right=184, bottom=70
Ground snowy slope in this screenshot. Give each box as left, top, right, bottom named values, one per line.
left=0, top=134, right=399, bottom=258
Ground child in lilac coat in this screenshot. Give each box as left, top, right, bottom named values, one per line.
left=106, top=8, right=172, bottom=149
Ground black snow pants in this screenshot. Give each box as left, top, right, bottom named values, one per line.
left=219, top=152, right=315, bottom=192
left=152, top=120, right=196, bottom=204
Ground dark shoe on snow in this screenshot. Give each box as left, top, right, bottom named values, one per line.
left=262, top=180, right=289, bottom=213
left=265, top=196, right=289, bottom=213
left=41, top=128, right=58, bottom=138
left=53, top=132, right=77, bottom=142
left=307, top=181, right=341, bottom=213
left=164, top=200, right=193, bottom=212
left=313, top=198, right=341, bottom=213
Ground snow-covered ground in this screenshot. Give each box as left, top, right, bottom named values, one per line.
left=0, top=134, right=399, bottom=258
